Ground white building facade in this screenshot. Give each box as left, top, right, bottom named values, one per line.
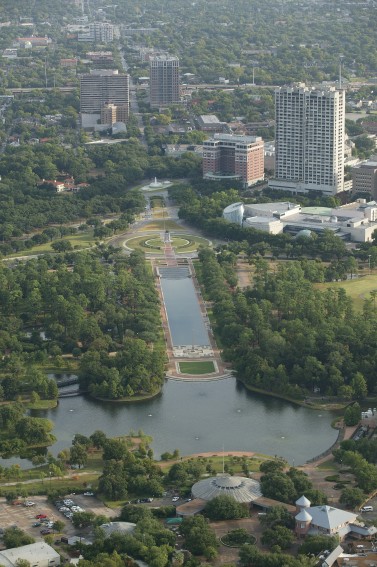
left=270, top=84, right=345, bottom=195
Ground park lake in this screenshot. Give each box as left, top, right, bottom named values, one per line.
left=25, top=377, right=338, bottom=467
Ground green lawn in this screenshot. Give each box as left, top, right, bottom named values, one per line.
left=138, top=220, right=182, bottom=231
left=315, top=273, right=377, bottom=311
left=5, top=230, right=96, bottom=258
left=126, top=233, right=210, bottom=254
left=179, top=361, right=216, bottom=374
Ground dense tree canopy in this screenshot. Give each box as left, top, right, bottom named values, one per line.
left=204, top=494, right=249, bottom=520
left=197, top=247, right=377, bottom=400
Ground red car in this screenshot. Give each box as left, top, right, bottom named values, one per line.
left=35, top=514, right=48, bottom=519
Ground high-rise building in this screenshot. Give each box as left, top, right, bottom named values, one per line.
left=269, top=84, right=345, bottom=195
left=203, top=134, right=265, bottom=188
left=80, top=70, right=129, bottom=129
left=149, top=55, right=180, bottom=108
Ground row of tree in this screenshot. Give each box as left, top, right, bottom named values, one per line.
left=197, top=247, right=377, bottom=400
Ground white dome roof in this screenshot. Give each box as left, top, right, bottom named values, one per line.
left=191, top=474, right=262, bottom=503
left=295, top=509, right=312, bottom=522
left=296, top=495, right=311, bottom=507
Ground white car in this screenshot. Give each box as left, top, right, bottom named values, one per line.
left=83, top=492, right=94, bottom=496
left=24, top=501, right=35, bottom=507
left=172, top=496, right=179, bottom=502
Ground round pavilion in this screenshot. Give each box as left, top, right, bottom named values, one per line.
left=191, top=474, right=262, bottom=504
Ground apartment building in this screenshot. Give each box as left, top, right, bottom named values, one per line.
left=269, top=84, right=345, bottom=195
left=203, top=134, right=265, bottom=188
left=78, top=22, right=114, bottom=43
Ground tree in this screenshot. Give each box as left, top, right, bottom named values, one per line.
left=120, top=505, right=153, bottom=523
left=204, top=494, right=249, bottom=520
left=339, top=487, right=365, bottom=509
left=52, top=520, right=65, bottom=533
left=51, top=240, right=73, bottom=252
left=180, top=516, right=218, bottom=555
left=102, top=439, right=128, bottom=461
left=146, top=545, right=171, bottom=567
left=350, top=373, right=368, bottom=400
left=69, top=443, right=88, bottom=468
left=299, top=535, right=338, bottom=556
left=90, top=430, right=107, bottom=449
left=260, top=459, right=287, bottom=474
left=261, top=525, right=295, bottom=549
left=260, top=472, right=297, bottom=503
left=72, top=511, right=95, bottom=528
left=344, top=403, right=361, bottom=426
left=259, top=505, right=294, bottom=529
left=3, top=527, right=34, bottom=549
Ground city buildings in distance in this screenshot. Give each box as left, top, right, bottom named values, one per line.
left=80, top=70, right=129, bottom=130
left=78, top=22, right=115, bottom=43
left=352, top=156, right=377, bottom=200
left=269, top=84, right=345, bottom=196
left=149, top=55, right=180, bottom=109
left=203, top=134, right=265, bottom=188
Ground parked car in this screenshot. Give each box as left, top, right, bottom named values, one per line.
left=24, top=501, right=35, bottom=507
left=32, top=522, right=41, bottom=527
left=83, top=492, right=94, bottom=496
left=35, top=514, right=48, bottom=519
left=172, top=496, right=179, bottom=502
left=40, top=528, right=53, bottom=535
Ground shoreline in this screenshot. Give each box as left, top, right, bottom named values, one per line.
left=236, top=378, right=348, bottom=412
left=88, top=387, right=162, bottom=404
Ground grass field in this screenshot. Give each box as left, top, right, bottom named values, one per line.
left=138, top=220, right=182, bottom=231
left=315, top=273, right=377, bottom=311
left=179, top=361, right=216, bottom=374
left=5, top=230, right=96, bottom=258
left=126, top=233, right=210, bottom=254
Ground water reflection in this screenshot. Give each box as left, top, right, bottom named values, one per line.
left=5, top=377, right=338, bottom=469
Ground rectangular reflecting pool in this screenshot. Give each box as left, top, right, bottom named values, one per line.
left=160, top=268, right=210, bottom=347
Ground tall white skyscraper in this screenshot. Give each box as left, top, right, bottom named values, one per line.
left=269, top=84, right=345, bottom=195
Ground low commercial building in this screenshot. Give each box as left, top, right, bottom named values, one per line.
left=100, top=522, right=136, bottom=537
left=222, top=199, right=377, bottom=242
left=0, top=542, right=60, bottom=567
left=60, top=58, right=78, bottom=67
left=295, top=495, right=377, bottom=540
left=164, top=144, right=203, bottom=158
left=197, top=115, right=227, bottom=133
left=100, top=103, right=129, bottom=126
left=15, top=36, right=52, bottom=47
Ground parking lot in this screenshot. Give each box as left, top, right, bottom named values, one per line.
left=359, top=495, right=377, bottom=522
left=0, top=494, right=120, bottom=541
